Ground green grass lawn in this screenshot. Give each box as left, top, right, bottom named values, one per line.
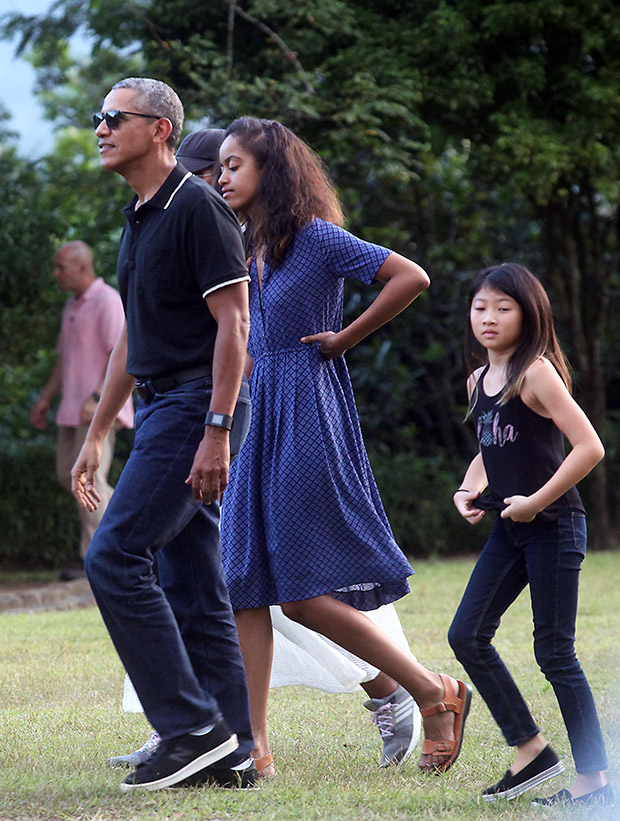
left=0, top=554, right=618, bottom=820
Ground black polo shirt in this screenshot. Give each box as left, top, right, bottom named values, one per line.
left=117, top=162, right=249, bottom=380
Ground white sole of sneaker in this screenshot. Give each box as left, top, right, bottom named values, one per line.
left=119, top=734, right=239, bottom=792
left=482, top=760, right=565, bottom=802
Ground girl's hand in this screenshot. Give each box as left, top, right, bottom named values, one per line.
left=501, top=495, right=538, bottom=522
left=453, top=489, right=486, bottom=525
left=301, top=331, right=347, bottom=359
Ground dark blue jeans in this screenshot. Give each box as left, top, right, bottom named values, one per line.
left=448, top=511, right=608, bottom=774
left=85, top=377, right=253, bottom=764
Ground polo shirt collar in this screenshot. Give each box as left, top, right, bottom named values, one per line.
left=72, top=277, right=104, bottom=305
left=122, top=162, right=192, bottom=217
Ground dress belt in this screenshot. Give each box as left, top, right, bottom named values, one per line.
left=135, top=365, right=212, bottom=401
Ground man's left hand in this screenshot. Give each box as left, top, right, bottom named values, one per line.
left=79, top=395, right=99, bottom=427
left=186, top=426, right=230, bottom=504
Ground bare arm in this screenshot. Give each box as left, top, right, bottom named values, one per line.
left=79, top=354, right=112, bottom=427
left=300, top=252, right=430, bottom=358
left=244, top=352, right=254, bottom=380
left=186, top=281, right=250, bottom=504
left=501, top=357, right=605, bottom=522
left=453, top=370, right=488, bottom=524
left=30, top=359, right=62, bottom=429
left=453, top=452, right=489, bottom=525
left=71, top=323, right=135, bottom=511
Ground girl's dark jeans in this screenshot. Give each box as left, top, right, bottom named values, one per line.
left=448, top=511, right=608, bottom=774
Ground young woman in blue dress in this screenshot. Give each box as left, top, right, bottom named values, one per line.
left=218, top=116, right=471, bottom=777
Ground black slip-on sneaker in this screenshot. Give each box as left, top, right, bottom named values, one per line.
left=483, top=745, right=564, bottom=802
left=531, top=783, right=614, bottom=807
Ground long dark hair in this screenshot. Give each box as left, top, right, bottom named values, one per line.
left=224, top=117, right=343, bottom=266
left=466, top=263, right=571, bottom=405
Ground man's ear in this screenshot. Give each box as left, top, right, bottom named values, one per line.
left=153, top=117, right=174, bottom=145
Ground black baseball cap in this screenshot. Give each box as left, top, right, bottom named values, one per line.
left=176, top=128, right=226, bottom=173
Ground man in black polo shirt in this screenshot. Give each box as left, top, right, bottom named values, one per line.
left=72, top=77, right=254, bottom=792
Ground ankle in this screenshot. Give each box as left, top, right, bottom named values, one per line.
left=570, top=771, right=607, bottom=796
left=417, top=673, right=447, bottom=712
left=362, top=673, right=399, bottom=700
left=252, top=737, right=271, bottom=761
left=511, top=735, right=547, bottom=772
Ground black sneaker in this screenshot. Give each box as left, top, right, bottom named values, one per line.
left=483, top=745, right=564, bottom=801
left=531, top=783, right=614, bottom=807
left=176, top=759, right=258, bottom=789
left=119, top=718, right=238, bottom=792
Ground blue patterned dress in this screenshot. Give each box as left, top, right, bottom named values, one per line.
left=221, top=219, right=413, bottom=610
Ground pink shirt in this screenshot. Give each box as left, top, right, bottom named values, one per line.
left=56, top=278, right=134, bottom=429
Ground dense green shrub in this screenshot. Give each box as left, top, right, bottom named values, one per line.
left=0, top=426, right=133, bottom=569
left=370, top=450, right=492, bottom=559
left=0, top=436, right=79, bottom=568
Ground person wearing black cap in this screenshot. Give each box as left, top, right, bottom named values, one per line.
left=176, top=128, right=226, bottom=191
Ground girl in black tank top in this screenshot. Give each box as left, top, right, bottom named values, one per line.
left=448, top=264, right=611, bottom=807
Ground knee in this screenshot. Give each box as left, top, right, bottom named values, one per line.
left=534, top=638, right=578, bottom=679
left=83, top=537, right=106, bottom=585
left=280, top=600, right=315, bottom=628
left=448, top=619, right=480, bottom=662
left=84, top=535, right=123, bottom=591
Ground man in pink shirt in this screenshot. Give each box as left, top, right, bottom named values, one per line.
left=30, top=240, right=133, bottom=577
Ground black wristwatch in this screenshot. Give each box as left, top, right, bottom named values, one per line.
left=205, top=410, right=233, bottom=430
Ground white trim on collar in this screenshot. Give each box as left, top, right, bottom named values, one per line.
left=163, top=171, right=192, bottom=210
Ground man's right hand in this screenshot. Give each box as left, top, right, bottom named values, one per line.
left=71, top=439, right=103, bottom=511
left=30, top=398, right=49, bottom=430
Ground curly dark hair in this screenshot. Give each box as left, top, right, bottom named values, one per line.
left=224, top=117, right=343, bottom=266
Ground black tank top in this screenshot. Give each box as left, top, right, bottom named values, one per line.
left=471, top=365, right=583, bottom=521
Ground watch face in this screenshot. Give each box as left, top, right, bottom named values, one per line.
left=206, top=411, right=233, bottom=430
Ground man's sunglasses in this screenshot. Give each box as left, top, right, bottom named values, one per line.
left=92, top=110, right=163, bottom=130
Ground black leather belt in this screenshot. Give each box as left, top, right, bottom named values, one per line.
left=135, top=365, right=212, bottom=401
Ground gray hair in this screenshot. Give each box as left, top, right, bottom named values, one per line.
left=110, top=77, right=184, bottom=150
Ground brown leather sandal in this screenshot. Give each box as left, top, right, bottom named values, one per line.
left=418, top=674, right=472, bottom=773
left=254, top=752, right=275, bottom=779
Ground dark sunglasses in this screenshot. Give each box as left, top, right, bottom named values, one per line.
left=92, top=110, right=163, bottom=130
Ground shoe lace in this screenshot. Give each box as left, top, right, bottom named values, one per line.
left=371, top=702, right=395, bottom=738
left=139, top=731, right=161, bottom=754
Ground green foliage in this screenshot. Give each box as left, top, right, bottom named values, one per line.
left=0, top=437, right=79, bottom=568
left=369, top=450, right=492, bottom=557
left=0, top=144, right=61, bottom=332
left=2, top=0, right=620, bottom=561
left=0, top=57, right=132, bottom=570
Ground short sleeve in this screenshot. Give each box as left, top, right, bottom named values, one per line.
left=96, top=286, right=125, bottom=352
left=313, top=219, right=391, bottom=285
left=185, top=185, right=250, bottom=297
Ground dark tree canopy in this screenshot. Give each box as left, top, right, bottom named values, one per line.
left=2, top=0, right=620, bottom=557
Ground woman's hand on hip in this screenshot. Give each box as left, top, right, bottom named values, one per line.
left=301, top=331, right=347, bottom=359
